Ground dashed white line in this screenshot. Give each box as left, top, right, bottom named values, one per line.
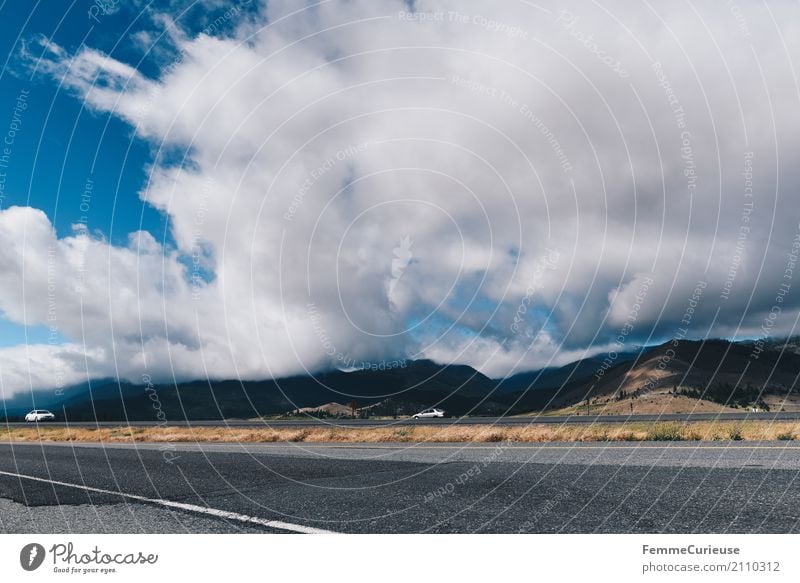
left=0, top=469, right=336, bottom=534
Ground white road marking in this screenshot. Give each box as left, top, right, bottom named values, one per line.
left=0, top=469, right=336, bottom=534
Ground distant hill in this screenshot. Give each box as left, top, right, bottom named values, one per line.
left=544, top=339, right=800, bottom=414
left=3, top=339, right=800, bottom=421
left=0, top=360, right=506, bottom=421
left=495, top=351, right=639, bottom=393
left=290, top=402, right=353, bottom=417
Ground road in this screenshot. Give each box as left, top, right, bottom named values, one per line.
left=1, top=440, right=799, bottom=533
left=4, top=411, right=800, bottom=428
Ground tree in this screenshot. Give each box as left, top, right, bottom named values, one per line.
left=348, top=400, right=359, bottom=418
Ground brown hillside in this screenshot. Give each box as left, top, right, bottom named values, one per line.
left=547, top=339, right=800, bottom=413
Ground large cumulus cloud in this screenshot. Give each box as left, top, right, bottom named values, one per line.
left=2, top=0, right=800, bottom=394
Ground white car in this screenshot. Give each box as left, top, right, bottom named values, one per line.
left=24, top=410, right=56, bottom=422
left=413, top=408, right=446, bottom=419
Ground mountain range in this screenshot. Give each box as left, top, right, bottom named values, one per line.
left=3, top=338, right=800, bottom=421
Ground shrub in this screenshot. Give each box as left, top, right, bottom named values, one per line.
left=646, top=423, right=685, bottom=441
left=393, top=427, right=413, bottom=441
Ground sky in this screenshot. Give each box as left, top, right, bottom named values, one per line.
left=0, top=0, right=799, bottom=396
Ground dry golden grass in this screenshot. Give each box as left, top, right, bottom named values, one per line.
left=0, top=420, right=798, bottom=443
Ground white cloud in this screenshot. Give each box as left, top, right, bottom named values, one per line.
left=2, top=0, right=800, bottom=394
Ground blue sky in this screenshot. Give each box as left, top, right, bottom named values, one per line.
left=0, top=0, right=261, bottom=242
left=0, top=2, right=249, bottom=346
left=0, top=3, right=163, bottom=239
left=0, top=3, right=157, bottom=346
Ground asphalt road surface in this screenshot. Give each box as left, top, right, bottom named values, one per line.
left=4, top=411, right=800, bottom=428
left=1, top=440, right=799, bottom=533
